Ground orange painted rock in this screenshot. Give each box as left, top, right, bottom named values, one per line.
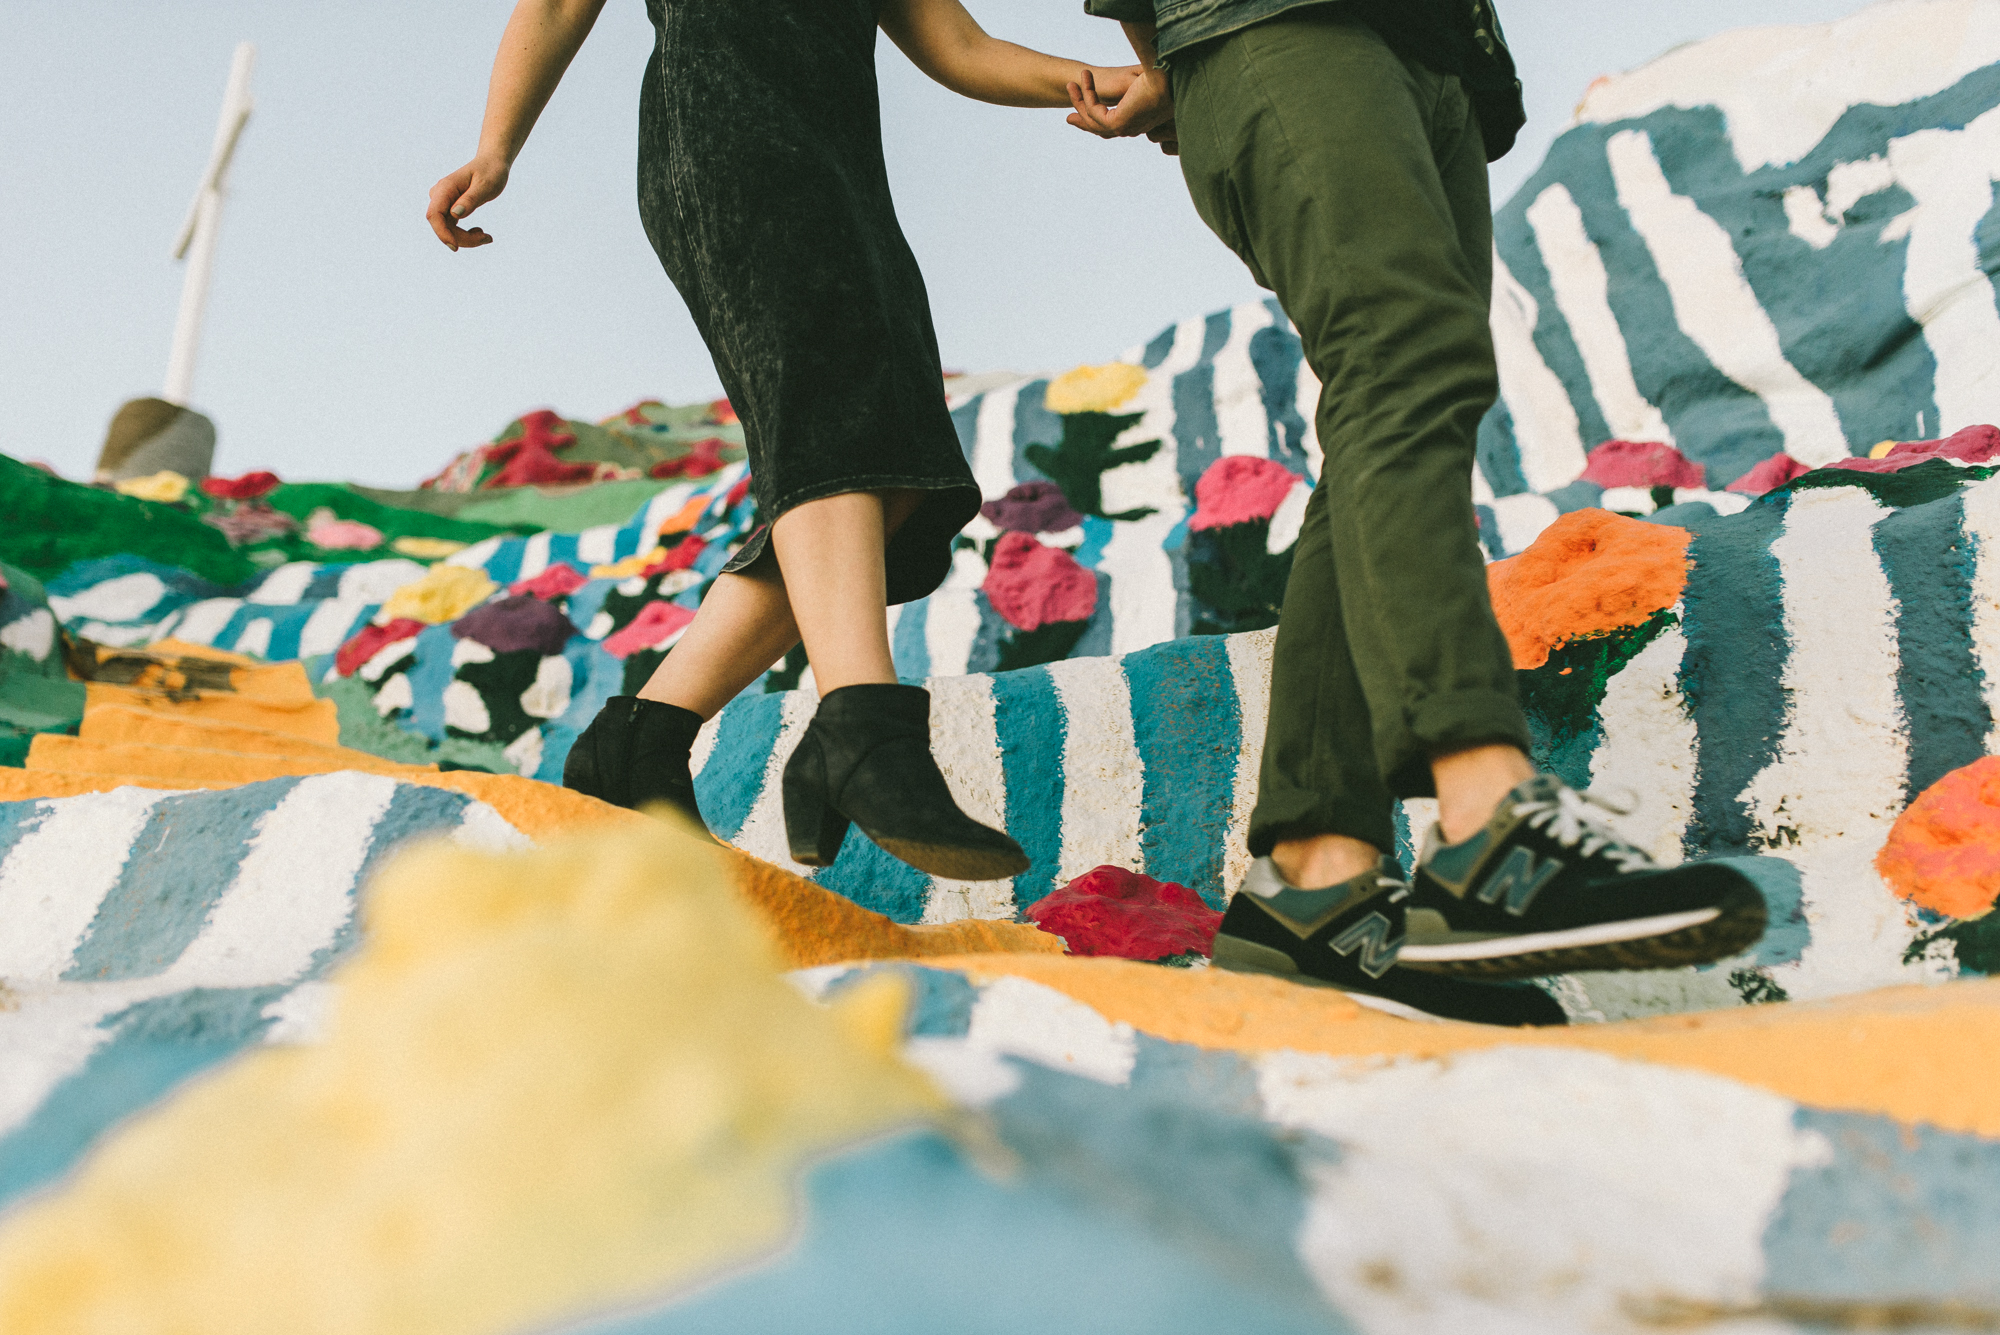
left=1486, top=508, right=1693, bottom=669
left=1877, top=756, right=2000, bottom=919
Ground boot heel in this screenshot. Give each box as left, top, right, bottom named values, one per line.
left=782, top=754, right=850, bottom=866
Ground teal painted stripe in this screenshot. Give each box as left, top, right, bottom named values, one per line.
left=695, top=693, right=787, bottom=843
left=63, top=780, right=303, bottom=982
left=307, top=782, right=473, bottom=975
left=992, top=665, right=1066, bottom=913
left=0, top=986, right=283, bottom=1209
left=812, top=833, right=932, bottom=925
left=1128, top=636, right=1241, bottom=907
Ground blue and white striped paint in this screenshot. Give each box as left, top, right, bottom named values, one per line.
left=0, top=775, right=528, bottom=1209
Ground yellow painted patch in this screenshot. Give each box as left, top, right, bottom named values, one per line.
left=1043, top=361, right=1149, bottom=415
left=591, top=546, right=668, bottom=580
left=389, top=535, right=469, bottom=559
left=0, top=822, right=947, bottom=1335
left=112, top=470, right=190, bottom=503
left=1869, top=439, right=1899, bottom=459
left=919, top=954, right=2000, bottom=1137
left=378, top=564, right=496, bottom=624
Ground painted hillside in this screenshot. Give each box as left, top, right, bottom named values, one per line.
left=5, top=1, right=2000, bottom=1330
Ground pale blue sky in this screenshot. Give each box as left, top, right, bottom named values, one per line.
left=2, top=1, right=1869, bottom=484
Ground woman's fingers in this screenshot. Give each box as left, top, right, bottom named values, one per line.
left=1066, top=69, right=1120, bottom=138
left=425, top=159, right=508, bottom=251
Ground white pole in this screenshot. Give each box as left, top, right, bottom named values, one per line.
left=164, top=41, right=256, bottom=407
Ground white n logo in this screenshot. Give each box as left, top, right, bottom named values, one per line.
left=1331, top=912, right=1404, bottom=979
left=1475, top=847, right=1564, bottom=916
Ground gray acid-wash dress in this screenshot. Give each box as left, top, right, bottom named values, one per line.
left=638, top=0, right=979, bottom=604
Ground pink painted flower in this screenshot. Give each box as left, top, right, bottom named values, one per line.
left=336, top=619, right=425, bottom=677
left=1189, top=456, right=1302, bottom=532
left=1579, top=440, right=1706, bottom=491
left=1726, top=453, right=1810, bottom=495
left=602, top=600, right=696, bottom=658
left=981, top=531, right=1097, bottom=632
left=510, top=562, right=590, bottom=600
left=307, top=518, right=384, bottom=551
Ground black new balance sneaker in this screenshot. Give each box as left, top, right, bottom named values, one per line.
left=1397, top=776, right=1767, bottom=979
left=1212, top=856, right=1566, bottom=1027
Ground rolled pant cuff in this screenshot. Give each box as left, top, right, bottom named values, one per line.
left=1382, top=690, right=1534, bottom=798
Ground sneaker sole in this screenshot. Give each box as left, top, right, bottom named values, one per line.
left=1397, top=898, right=1766, bottom=979
left=1211, top=935, right=1443, bottom=1024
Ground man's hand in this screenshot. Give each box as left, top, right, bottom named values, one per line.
left=1066, top=66, right=1175, bottom=152
left=426, top=155, right=511, bottom=251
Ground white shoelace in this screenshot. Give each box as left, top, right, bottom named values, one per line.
left=1512, top=786, right=1654, bottom=874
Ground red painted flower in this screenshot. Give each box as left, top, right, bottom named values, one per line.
left=1026, top=865, right=1223, bottom=960
left=510, top=562, right=590, bottom=600
left=981, top=531, right=1097, bottom=632
left=1580, top=439, right=1706, bottom=491
left=648, top=437, right=730, bottom=480
left=1726, top=452, right=1809, bottom=495
left=708, top=398, right=738, bottom=426
left=482, top=410, right=596, bottom=490
left=1189, top=456, right=1302, bottom=532
left=199, top=470, right=281, bottom=501
left=602, top=600, right=696, bottom=658
left=335, top=618, right=426, bottom=677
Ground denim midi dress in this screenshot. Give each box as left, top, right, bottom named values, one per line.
left=638, top=0, right=980, bottom=604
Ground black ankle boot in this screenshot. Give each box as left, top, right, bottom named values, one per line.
left=783, top=683, right=1029, bottom=880
left=562, top=696, right=706, bottom=827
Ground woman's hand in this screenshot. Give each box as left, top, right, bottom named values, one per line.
left=427, top=155, right=510, bottom=251
left=1081, top=64, right=1145, bottom=103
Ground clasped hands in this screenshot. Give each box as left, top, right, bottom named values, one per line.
left=1066, top=66, right=1177, bottom=155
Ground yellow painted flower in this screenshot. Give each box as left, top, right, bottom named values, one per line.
left=1043, top=361, right=1149, bottom=415
left=379, top=563, right=497, bottom=624
left=591, top=546, right=667, bottom=580
left=113, top=470, right=190, bottom=503
left=391, top=536, right=469, bottom=559
left=1868, top=439, right=1899, bottom=459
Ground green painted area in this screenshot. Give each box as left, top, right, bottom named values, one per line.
left=1025, top=411, right=1162, bottom=521
left=264, top=483, right=531, bottom=547
left=451, top=478, right=674, bottom=532
left=0, top=453, right=255, bottom=585
left=0, top=559, right=86, bottom=764
left=1517, top=608, right=1679, bottom=790
left=311, top=670, right=513, bottom=774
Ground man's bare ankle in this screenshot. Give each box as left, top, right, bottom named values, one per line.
left=1269, top=835, right=1381, bottom=891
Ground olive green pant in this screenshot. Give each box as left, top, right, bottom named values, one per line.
left=1172, top=11, right=1531, bottom=857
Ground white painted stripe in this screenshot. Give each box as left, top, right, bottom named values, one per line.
left=575, top=524, right=618, bottom=566
left=1154, top=314, right=1211, bottom=379
left=1886, top=104, right=2000, bottom=433
left=964, top=975, right=1135, bottom=1086
left=923, top=584, right=983, bottom=681
left=1606, top=130, right=1849, bottom=467
left=1221, top=629, right=1276, bottom=895
left=1742, top=486, right=1930, bottom=1000
left=245, top=563, right=317, bottom=606
left=298, top=596, right=371, bottom=658
left=1588, top=622, right=1694, bottom=866
left=0, top=788, right=172, bottom=981
left=48, top=573, right=167, bottom=625
left=1212, top=300, right=1275, bottom=459
left=336, top=559, right=427, bottom=605
left=1097, top=332, right=1195, bottom=656
left=444, top=536, right=502, bottom=570
left=725, top=687, right=820, bottom=878
left=639, top=483, right=695, bottom=547
left=515, top=532, right=553, bottom=583
left=689, top=711, right=723, bottom=780
left=1261, top=1046, right=1827, bottom=1329
left=971, top=382, right=1024, bottom=500
left=1491, top=250, right=1589, bottom=491
left=922, top=674, right=1016, bottom=923
left=1045, top=655, right=1146, bottom=886
left=233, top=618, right=273, bottom=659
left=1962, top=474, right=2000, bottom=750
left=162, top=774, right=400, bottom=988
left=1488, top=492, right=1560, bottom=556
left=451, top=800, right=534, bottom=853
left=1525, top=183, right=1676, bottom=446
left=171, top=597, right=243, bottom=646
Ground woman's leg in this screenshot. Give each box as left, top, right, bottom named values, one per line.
left=634, top=487, right=925, bottom=715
